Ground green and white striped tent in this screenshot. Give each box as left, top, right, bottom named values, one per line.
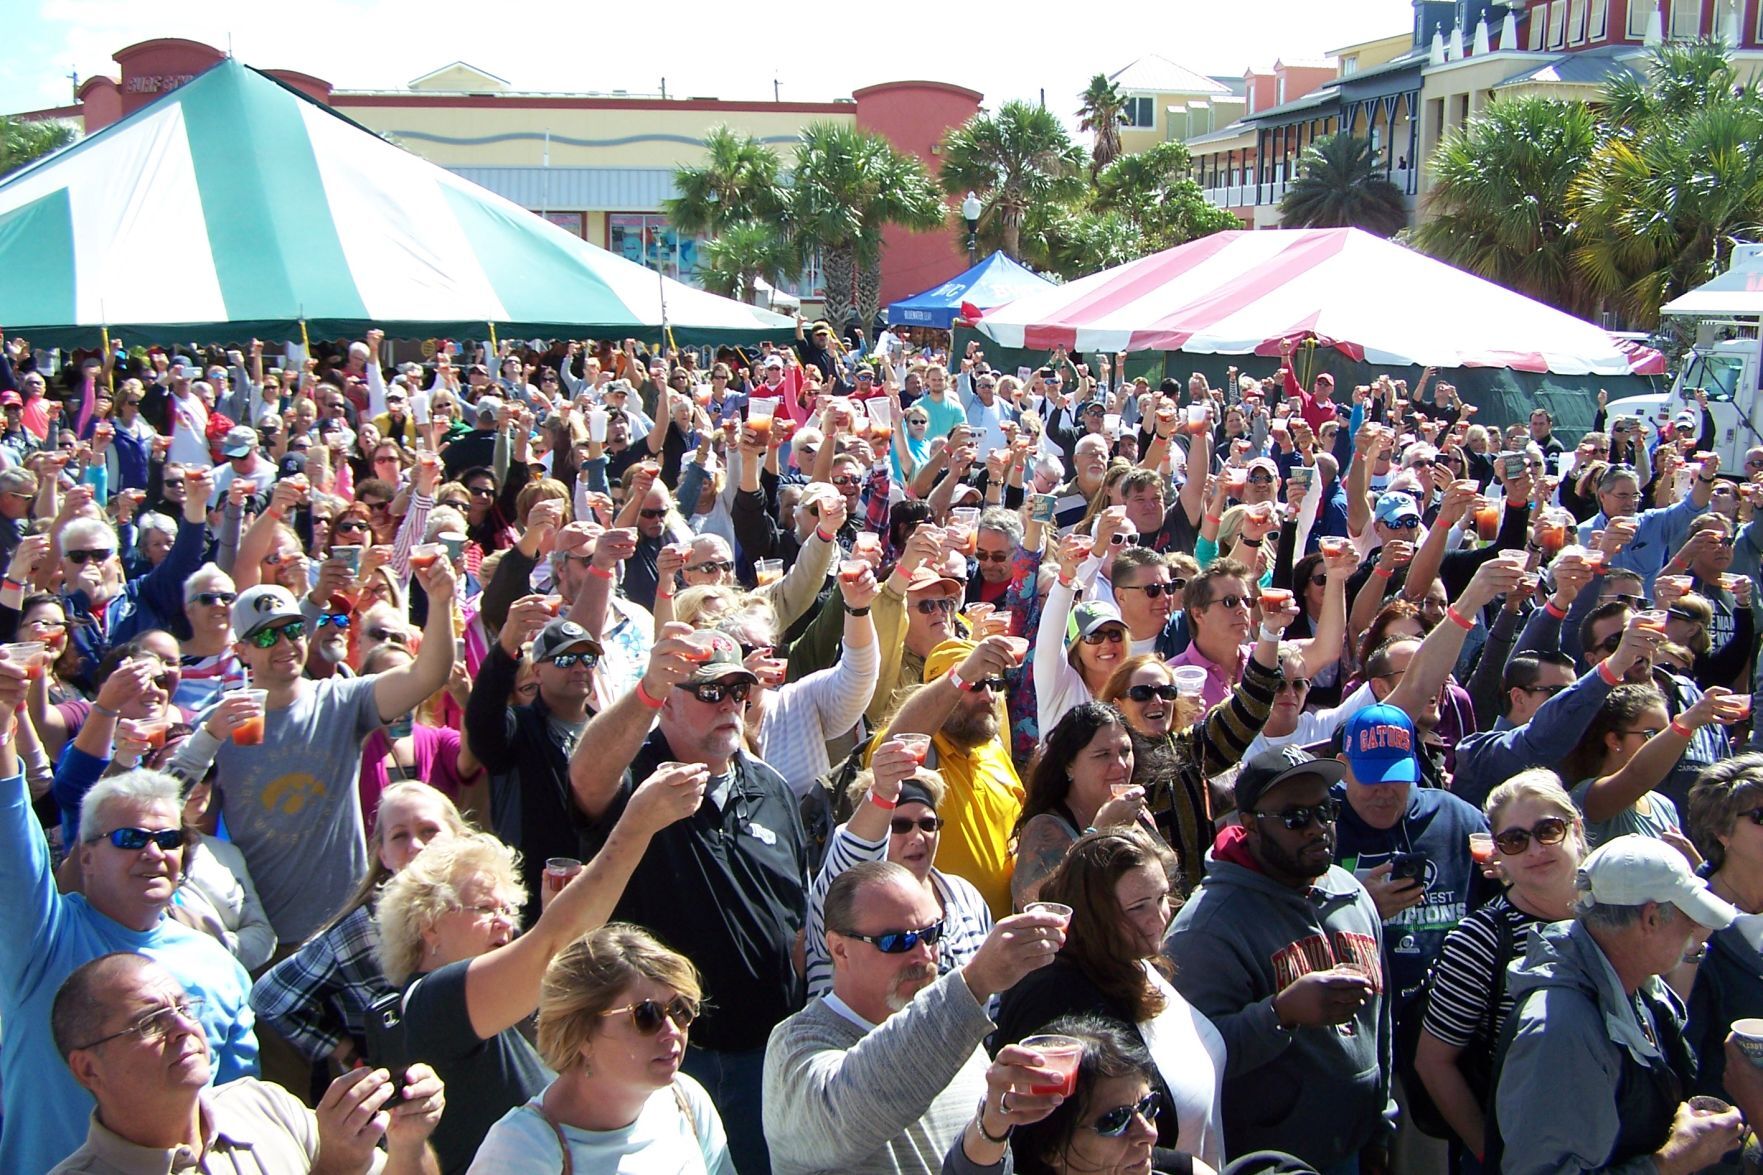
left=0, top=58, right=793, bottom=347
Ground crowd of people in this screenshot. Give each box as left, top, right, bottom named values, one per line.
left=7, top=316, right=1763, bottom=1174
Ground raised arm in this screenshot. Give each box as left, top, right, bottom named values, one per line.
left=567, top=626, right=698, bottom=820
left=1385, top=559, right=1523, bottom=718
left=371, top=561, right=457, bottom=722
left=1579, top=684, right=1733, bottom=823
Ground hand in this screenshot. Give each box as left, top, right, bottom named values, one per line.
left=624, top=760, right=710, bottom=835
left=870, top=738, right=922, bottom=801
left=816, top=491, right=847, bottom=536
left=1092, top=505, right=1129, bottom=551
left=383, top=1062, right=445, bottom=1153
left=1274, top=967, right=1374, bottom=1028
left=6, top=533, right=50, bottom=584
left=1263, top=592, right=1302, bottom=633
left=977, top=1044, right=1067, bottom=1136
left=837, top=562, right=880, bottom=609
left=412, top=552, right=456, bottom=604
left=314, top=1066, right=396, bottom=1171
left=1376, top=539, right=1415, bottom=572
left=1548, top=552, right=1593, bottom=605
left=1094, top=786, right=1146, bottom=829
left=361, top=545, right=394, bottom=576
left=1606, top=612, right=1666, bottom=680
left=500, top=595, right=555, bottom=658
left=1362, top=861, right=1426, bottom=920
left=641, top=622, right=702, bottom=696
left=1601, top=518, right=1638, bottom=554
left=1438, top=479, right=1479, bottom=525
left=310, top=557, right=351, bottom=604
left=1457, top=555, right=1525, bottom=613
left=525, top=498, right=565, bottom=553
left=592, top=527, right=637, bottom=570
left=444, top=659, right=472, bottom=708
left=1057, top=531, right=1095, bottom=580
left=269, top=480, right=304, bottom=516
left=656, top=542, right=688, bottom=584
left=1690, top=686, right=1746, bottom=728
left=956, top=634, right=1020, bottom=685
left=961, top=910, right=1068, bottom=1001
left=1653, top=1100, right=1746, bottom=1175
left=202, top=691, right=260, bottom=740
left=898, top=524, right=944, bottom=576
left=96, top=657, right=156, bottom=714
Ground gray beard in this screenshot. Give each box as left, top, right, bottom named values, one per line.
left=316, top=641, right=348, bottom=665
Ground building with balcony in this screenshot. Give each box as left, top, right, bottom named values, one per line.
left=1106, top=55, right=1244, bottom=156
left=9, top=38, right=986, bottom=314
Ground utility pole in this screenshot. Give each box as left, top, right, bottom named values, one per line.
left=774, top=75, right=781, bottom=102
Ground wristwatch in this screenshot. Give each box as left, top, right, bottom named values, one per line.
left=842, top=603, right=871, bottom=616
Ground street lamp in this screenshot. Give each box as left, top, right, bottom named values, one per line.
left=961, top=192, right=982, bottom=264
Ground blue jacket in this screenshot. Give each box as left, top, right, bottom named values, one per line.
left=1451, top=664, right=1617, bottom=809
left=64, top=514, right=206, bottom=673
left=1576, top=493, right=1703, bottom=594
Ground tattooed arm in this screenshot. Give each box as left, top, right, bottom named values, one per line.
left=1010, top=814, right=1077, bottom=912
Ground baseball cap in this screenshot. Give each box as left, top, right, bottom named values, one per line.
left=1234, top=745, right=1346, bottom=815
left=1578, top=834, right=1738, bottom=930
left=904, top=564, right=965, bottom=595
left=232, top=585, right=303, bottom=641
left=1374, top=491, right=1421, bottom=528
left=761, top=355, right=785, bottom=370
left=684, top=630, right=757, bottom=685
left=1341, top=704, right=1420, bottom=784
left=1080, top=400, right=1107, bottom=416
left=924, top=637, right=977, bottom=685
left=221, top=426, right=257, bottom=458
left=1314, top=372, right=1335, bottom=386
left=1066, top=599, right=1124, bottom=649
left=0, top=392, right=21, bottom=409
left=474, top=396, right=503, bottom=424
left=531, top=618, right=603, bottom=664
left=1675, top=411, right=1698, bottom=430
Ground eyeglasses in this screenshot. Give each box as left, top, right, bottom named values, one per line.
left=72, top=997, right=206, bottom=1052
left=965, top=676, right=1007, bottom=693
left=1519, top=682, right=1568, bottom=697
left=458, top=900, right=520, bottom=921
left=1125, top=683, right=1179, bottom=703
left=1202, top=594, right=1248, bottom=610
left=914, top=598, right=958, bottom=616
left=65, top=549, right=114, bottom=565
left=837, top=919, right=945, bottom=954
left=1081, top=626, right=1126, bottom=646
left=332, top=520, right=369, bottom=534
left=689, top=560, right=735, bottom=575
left=831, top=476, right=862, bottom=489
left=1252, top=799, right=1341, bottom=830
left=317, top=613, right=351, bottom=629
left=1117, top=581, right=1175, bottom=598
left=973, top=550, right=1011, bottom=563
left=1090, top=1091, right=1162, bottom=1138
left=363, top=499, right=392, bottom=511
left=546, top=652, right=598, bottom=669
left=599, top=995, right=699, bottom=1034
left=1493, top=815, right=1571, bottom=855
left=1275, top=677, right=1312, bottom=693
left=678, top=680, right=752, bottom=705
left=194, top=591, right=236, bottom=607
left=890, top=816, right=943, bottom=835
left=102, top=826, right=185, bottom=852
left=439, top=499, right=470, bottom=511
left=246, top=621, right=307, bottom=648
left=467, top=485, right=496, bottom=498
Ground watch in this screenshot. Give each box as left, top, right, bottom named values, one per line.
left=842, top=603, right=871, bottom=616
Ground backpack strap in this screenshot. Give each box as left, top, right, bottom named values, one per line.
left=1481, top=907, right=1518, bottom=1047
left=672, top=1081, right=701, bottom=1143
left=522, top=1100, right=573, bottom=1175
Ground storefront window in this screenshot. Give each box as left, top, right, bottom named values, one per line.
left=609, top=213, right=703, bottom=285
left=542, top=211, right=584, bottom=237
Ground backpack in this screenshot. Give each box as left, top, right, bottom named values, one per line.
left=1394, top=908, right=1517, bottom=1140
left=797, top=732, right=876, bottom=876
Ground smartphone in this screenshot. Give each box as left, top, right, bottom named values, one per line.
left=1499, top=451, right=1526, bottom=479
left=1388, top=852, right=1429, bottom=884
left=363, top=990, right=412, bottom=1104
left=1032, top=494, right=1059, bottom=524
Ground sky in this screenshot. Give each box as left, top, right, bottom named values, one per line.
left=3, top=0, right=1417, bottom=129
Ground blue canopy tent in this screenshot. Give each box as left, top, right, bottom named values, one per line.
left=886, top=252, right=1054, bottom=329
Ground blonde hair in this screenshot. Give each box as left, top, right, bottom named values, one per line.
left=534, top=924, right=702, bottom=1073
left=673, top=584, right=742, bottom=629
left=324, top=782, right=472, bottom=930
left=1484, top=769, right=1585, bottom=856
left=375, top=831, right=524, bottom=984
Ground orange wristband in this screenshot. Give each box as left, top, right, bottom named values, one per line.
left=634, top=681, right=666, bottom=710
left=1669, top=719, right=1694, bottom=739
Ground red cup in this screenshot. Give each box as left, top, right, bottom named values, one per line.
left=1022, top=1035, right=1084, bottom=1097
left=1259, top=588, right=1294, bottom=612
left=544, top=857, right=583, bottom=896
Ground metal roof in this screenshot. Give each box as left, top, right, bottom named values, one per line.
left=444, top=166, right=680, bottom=210
left=1494, top=47, right=1643, bottom=88
left=1108, top=55, right=1234, bottom=96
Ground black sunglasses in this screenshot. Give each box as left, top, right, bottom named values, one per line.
left=973, top=550, right=1011, bottom=563
left=65, top=548, right=115, bottom=565
left=966, top=676, right=1007, bottom=694
left=678, top=680, right=752, bottom=705
left=639, top=508, right=669, bottom=520
left=547, top=652, right=598, bottom=669
left=1520, top=682, right=1568, bottom=697
left=1091, top=1091, right=1163, bottom=1138
left=889, top=816, right=943, bottom=835
left=1493, top=815, right=1570, bottom=856
left=1203, top=594, right=1248, bottom=610
left=1125, top=683, right=1179, bottom=703
left=1252, top=798, right=1341, bottom=830
left=838, top=919, right=945, bottom=954
left=1081, top=627, right=1126, bottom=646
left=1596, top=631, right=1625, bottom=654
left=914, top=598, right=957, bottom=616
left=194, top=591, right=236, bottom=607
left=103, top=827, right=184, bottom=852
left=689, top=560, right=735, bottom=575
left=598, top=995, right=698, bottom=1035
left=1118, top=581, right=1176, bottom=598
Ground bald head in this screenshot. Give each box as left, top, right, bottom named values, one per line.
left=52, top=953, right=162, bottom=1063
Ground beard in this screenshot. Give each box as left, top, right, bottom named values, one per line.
left=885, top=963, right=938, bottom=1013
left=941, top=701, right=999, bottom=750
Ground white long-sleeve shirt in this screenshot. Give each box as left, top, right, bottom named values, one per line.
left=754, top=635, right=879, bottom=796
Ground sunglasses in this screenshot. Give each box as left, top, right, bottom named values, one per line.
left=1252, top=798, right=1341, bottom=830
left=639, top=508, right=669, bottom=520
left=546, top=652, right=598, bottom=669
left=1493, top=816, right=1570, bottom=856
left=838, top=919, right=945, bottom=954
left=467, top=485, right=496, bottom=498
left=831, top=476, right=862, bottom=489
left=333, top=520, right=369, bottom=534
left=367, top=626, right=409, bottom=645
left=103, top=827, right=184, bottom=852
left=1247, top=472, right=1275, bottom=486
left=599, top=995, right=698, bottom=1035
left=1595, top=631, right=1625, bottom=654
left=889, top=816, right=943, bottom=835
left=965, top=676, right=1007, bottom=693
left=1081, top=626, right=1126, bottom=646
left=1202, top=594, right=1248, bottom=610
left=1125, top=683, right=1179, bottom=703
left=689, top=560, right=735, bottom=575
left=1383, top=519, right=1420, bottom=532
left=914, top=598, right=958, bottom=616
left=246, top=621, right=307, bottom=648
left=1090, top=1091, right=1162, bottom=1138
left=317, top=613, right=351, bottom=629
left=1118, top=581, right=1176, bottom=598
left=65, top=548, right=115, bottom=565
left=973, top=550, right=1011, bottom=563
left=1275, top=677, right=1312, bottom=693
left=679, top=680, right=752, bottom=705
left=195, top=591, right=236, bottom=607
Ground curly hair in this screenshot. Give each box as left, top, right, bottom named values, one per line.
left=375, top=831, right=524, bottom=985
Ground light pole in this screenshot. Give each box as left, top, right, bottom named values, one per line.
left=961, top=192, right=981, bottom=265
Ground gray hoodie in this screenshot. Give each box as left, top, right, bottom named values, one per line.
left=1163, top=835, right=1394, bottom=1169
left=1490, top=919, right=1692, bottom=1175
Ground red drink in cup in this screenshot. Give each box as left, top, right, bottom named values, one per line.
left=230, top=689, right=269, bottom=746
left=1469, top=833, right=1496, bottom=866
left=544, top=857, right=583, bottom=896
left=854, top=532, right=883, bottom=560
left=999, top=636, right=1030, bottom=665
left=838, top=559, right=867, bottom=585
left=409, top=543, right=444, bottom=571
left=894, top=733, right=931, bottom=764
left=678, top=632, right=718, bottom=663
left=1, top=642, right=46, bottom=680
left=1583, top=549, right=1607, bottom=571
left=1021, top=1034, right=1085, bottom=1097
left=1637, top=610, right=1669, bottom=634
left=1319, top=536, right=1349, bottom=559
left=1538, top=517, right=1567, bottom=558
left=1259, top=587, right=1294, bottom=613
left=1474, top=498, right=1502, bottom=543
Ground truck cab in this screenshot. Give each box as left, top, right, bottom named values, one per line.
left=1605, top=336, right=1760, bottom=470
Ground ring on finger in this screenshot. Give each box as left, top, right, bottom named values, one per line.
left=1000, top=1091, right=1012, bottom=1114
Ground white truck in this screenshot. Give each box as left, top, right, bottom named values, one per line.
left=1604, top=244, right=1763, bottom=469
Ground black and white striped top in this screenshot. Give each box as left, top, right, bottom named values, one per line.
left=1421, top=896, right=1546, bottom=1049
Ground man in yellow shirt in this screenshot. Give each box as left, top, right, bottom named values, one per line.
left=871, top=637, right=1023, bottom=917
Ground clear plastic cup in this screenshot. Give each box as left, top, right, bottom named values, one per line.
left=544, top=857, right=583, bottom=897
left=1021, top=1034, right=1084, bottom=1097
left=409, top=543, right=445, bottom=571
left=1172, top=666, right=1208, bottom=697
left=1, top=641, right=47, bottom=680
left=892, top=732, right=932, bottom=764
left=230, top=689, right=270, bottom=746
left=1024, top=901, right=1073, bottom=928
left=754, top=558, right=783, bottom=587
left=1469, top=833, right=1495, bottom=865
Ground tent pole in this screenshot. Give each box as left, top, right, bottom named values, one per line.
left=100, top=325, right=114, bottom=396
left=488, top=323, right=499, bottom=364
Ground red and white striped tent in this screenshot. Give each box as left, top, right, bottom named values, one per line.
left=975, top=227, right=1666, bottom=377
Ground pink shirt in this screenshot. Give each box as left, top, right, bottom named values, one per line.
left=357, top=723, right=465, bottom=836
left=1167, top=640, right=1250, bottom=710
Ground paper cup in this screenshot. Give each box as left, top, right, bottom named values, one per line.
left=1732, top=1018, right=1763, bottom=1068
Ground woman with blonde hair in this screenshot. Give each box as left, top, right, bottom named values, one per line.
left=372, top=763, right=706, bottom=1171
left=663, top=583, right=743, bottom=632
left=1415, top=769, right=1588, bottom=1171
left=468, top=924, right=735, bottom=1172
left=251, top=781, right=471, bottom=1072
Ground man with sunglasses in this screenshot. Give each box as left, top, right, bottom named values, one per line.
left=465, top=610, right=603, bottom=923
left=0, top=650, right=259, bottom=1175
left=1577, top=458, right=1719, bottom=595
left=50, top=953, right=444, bottom=1175
left=570, top=628, right=807, bottom=1174
left=1166, top=745, right=1393, bottom=1173
left=764, top=860, right=1065, bottom=1175
left=1659, top=511, right=1745, bottom=655
left=865, top=545, right=967, bottom=729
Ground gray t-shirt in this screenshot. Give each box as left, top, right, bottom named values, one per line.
left=1572, top=778, right=1681, bottom=850
left=209, top=675, right=385, bottom=943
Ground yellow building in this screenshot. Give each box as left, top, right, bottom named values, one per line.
left=1107, top=54, right=1242, bottom=156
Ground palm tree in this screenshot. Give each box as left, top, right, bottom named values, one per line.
left=939, top=101, right=1085, bottom=260
left=1077, top=74, right=1126, bottom=179
left=664, top=125, right=786, bottom=235
left=699, top=220, right=797, bottom=302
left=1279, top=133, right=1409, bottom=237
left=0, top=116, right=76, bottom=180
left=1412, top=97, right=1599, bottom=315
left=787, top=122, right=945, bottom=328
left=1571, top=41, right=1763, bottom=324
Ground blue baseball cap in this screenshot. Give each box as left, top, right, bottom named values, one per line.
left=1341, top=703, right=1419, bottom=784
left=1373, top=491, right=1421, bottom=528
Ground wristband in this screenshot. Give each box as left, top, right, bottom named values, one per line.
left=654, top=589, right=674, bottom=601
left=634, top=681, right=666, bottom=710
left=0, top=578, right=22, bottom=592
left=1597, top=658, right=1623, bottom=687
left=585, top=564, right=615, bottom=581
left=1544, top=599, right=1568, bottom=620
left=1257, top=624, right=1283, bottom=643
left=1205, top=514, right=1222, bottom=525
left=816, top=528, right=836, bottom=544
left=1239, top=536, right=1263, bottom=547
left=1670, top=718, right=1695, bottom=739
left=92, top=702, right=119, bottom=719
left=945, top=667, right=969, bottom=693
left=976, top=1100, right=1013, bottom=1144
left=842, top=603, right=871, bottom=616
left=1445, top=605, right=1476, bottom=631
left=867, top=788, right=898, bottom=811
left=1373, top=566, right=1394, bottom=579
left=1057, top=573, right=1076, bottom=588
